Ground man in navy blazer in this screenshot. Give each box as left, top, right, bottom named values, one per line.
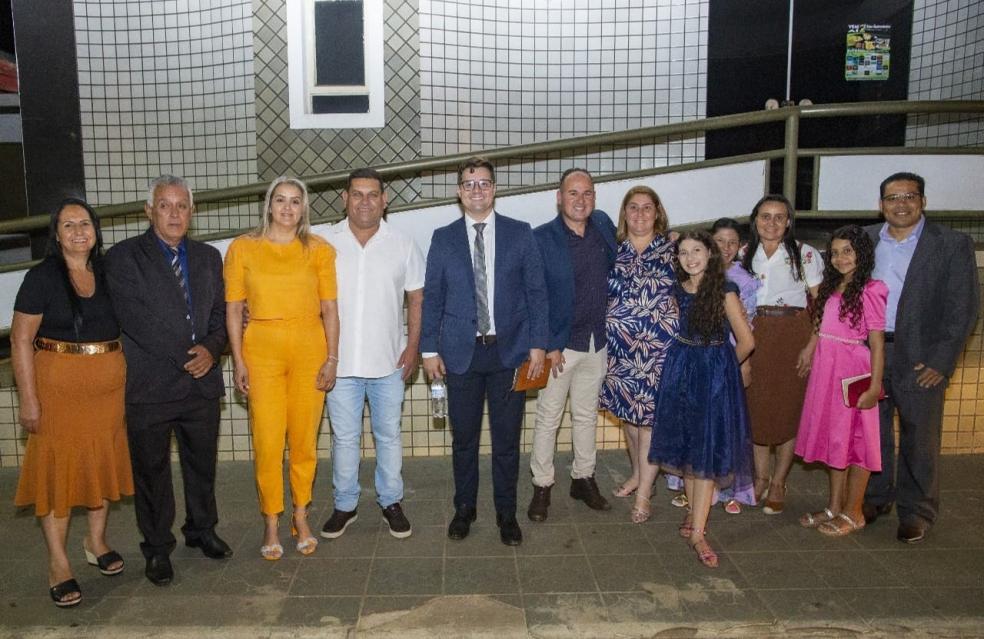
left=863, top=172, right=978, bottom=543
left=107, top=175, right=231, bottom=586
left=422, top=156, right=548, bottom=546
left=528, top=169, right=617, bottom=522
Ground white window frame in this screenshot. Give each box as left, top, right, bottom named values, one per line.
left=286, top=0, right=385, bottom=129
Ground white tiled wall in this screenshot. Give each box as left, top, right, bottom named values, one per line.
left=73, top=0, right=259, bottom=243
left=906, top=0, right=984, bottom=147
left=418, top=0, right=709, bottom=196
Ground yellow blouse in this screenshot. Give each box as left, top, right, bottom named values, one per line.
left=224, top=234, right=337, bottom=320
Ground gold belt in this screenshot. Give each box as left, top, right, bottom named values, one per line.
left=34, top=337, right=122, bottom=355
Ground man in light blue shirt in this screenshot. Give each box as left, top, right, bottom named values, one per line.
left=863, top=172, right=978, bottom=544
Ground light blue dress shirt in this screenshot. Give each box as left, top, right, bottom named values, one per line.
left=873, top=215, right=926, bottom=332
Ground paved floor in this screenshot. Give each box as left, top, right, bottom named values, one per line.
left=2, top=450, right=983, bottom=638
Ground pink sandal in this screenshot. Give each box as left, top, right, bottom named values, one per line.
left=689, top=528, right=718, bottom=568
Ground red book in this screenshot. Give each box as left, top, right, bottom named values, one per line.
left=841, top=373, right=886, bottom=407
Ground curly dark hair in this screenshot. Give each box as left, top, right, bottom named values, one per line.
left=675, top=230, right=727, bottom=345
left=811, top=225, right=875, bottom=331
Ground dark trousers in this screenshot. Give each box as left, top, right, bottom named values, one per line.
left=866, top=342, right=946, bottom=527
left=446, top=342, right=525, bottom=516
left=126, top=392, right=221, bottom=558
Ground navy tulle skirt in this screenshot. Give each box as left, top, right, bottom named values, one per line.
left=648, top=334, right=755, bottom=497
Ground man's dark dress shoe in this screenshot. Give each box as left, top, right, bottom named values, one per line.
left=145, top=555, right=173, bottom=586
left=447, top=506, right=477, bottom=541
left=185, top=531, right=233, bottom=559
left=527, top=484, right=552, bottom=522
left=861, top=501, right=893, bottom=524
left=897, top=522, right=927, bottom=544
left=496, top=513, right=523, bottom=546
left=570, top=476, right=612, bottom=511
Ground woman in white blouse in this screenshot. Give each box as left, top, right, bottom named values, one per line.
left=740, top=195, right=824, bottom=515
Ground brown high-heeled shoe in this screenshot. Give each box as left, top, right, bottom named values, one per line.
left=762, top=483, right=787, bottom=515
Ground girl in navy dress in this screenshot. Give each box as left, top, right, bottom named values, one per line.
left=649, top=231, right=755, bottom=568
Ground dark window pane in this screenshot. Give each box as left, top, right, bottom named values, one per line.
left=312, top=94, right=369, bottom=113
left=315, top=0, right=365, bottom=86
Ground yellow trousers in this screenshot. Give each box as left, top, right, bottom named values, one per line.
left=244, top=316, right=326, bottom=515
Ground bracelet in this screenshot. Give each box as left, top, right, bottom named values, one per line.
left=327, top=355, right=339, bottom=362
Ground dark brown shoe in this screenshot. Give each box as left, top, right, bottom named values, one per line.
left=570, top=476, right=612, bottom=511
left=897, top=521, right=927, bottom=544
left=861, top=501, right=893, bottom=525
left=527, top=484, right=552, bottom=522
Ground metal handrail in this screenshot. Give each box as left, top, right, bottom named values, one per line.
left=0, top=99, right=980, bottom=237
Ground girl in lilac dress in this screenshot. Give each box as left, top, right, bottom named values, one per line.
left=795, top=225, right=887, bottom=537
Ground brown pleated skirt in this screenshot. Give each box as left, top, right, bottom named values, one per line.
left=746, top=310, right=813, bottom=445
left=14, top=349, right=134, bottom=517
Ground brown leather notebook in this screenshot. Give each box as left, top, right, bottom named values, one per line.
left=512, top=359, right=550, bottom=392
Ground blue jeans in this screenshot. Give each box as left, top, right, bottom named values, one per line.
left=325, top=369, right=406, bottom=512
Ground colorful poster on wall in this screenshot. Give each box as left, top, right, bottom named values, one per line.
left=845, top=24, right=891, bottom=81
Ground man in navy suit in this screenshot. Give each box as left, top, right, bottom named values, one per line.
left=528, top=169, right=617, bottom=522
left=422, top=157, right=549, bottom=546
left=107, top=175, right=231, bottom=586
left=863, top=172, right=978, bottom=543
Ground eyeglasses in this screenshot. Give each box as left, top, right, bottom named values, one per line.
left=758, top=213, right=788, bottom=224
left=625, top=203, right=657, bottom=215
left=460, top=179, right=494, bottom=192
left=881, top=192, right=921, bottom=203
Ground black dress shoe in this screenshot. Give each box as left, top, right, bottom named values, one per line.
left=185, top=531, right=233, bottom=559
left=145, top=555, right=173, bottom=586
left=897, top=522, right=927, bottom=544
left=861, top=501, right=893, bottom=525
left=496, top=513, right=523, bottom=546
left=527, top=484, right=551, bottom=522
left=570, top=475, right=612, bottom=511
left=447, top=506, right=477, bottom=541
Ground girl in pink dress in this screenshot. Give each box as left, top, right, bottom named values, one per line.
left=794, top=225, right=887, bottom=536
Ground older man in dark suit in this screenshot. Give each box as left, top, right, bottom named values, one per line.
left=422, top=156, right=548, bottom=546
left=863, top=171, right=979, bottom=543
left=107, top=175, right=231, bottom=586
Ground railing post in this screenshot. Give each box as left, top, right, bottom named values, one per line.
left=783, top=107, right=800, bottom=204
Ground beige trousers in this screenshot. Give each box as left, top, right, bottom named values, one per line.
left=530, top=341, right=607, bottom=487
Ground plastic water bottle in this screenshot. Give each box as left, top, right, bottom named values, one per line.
left=430, top=379, right=447, bottom=419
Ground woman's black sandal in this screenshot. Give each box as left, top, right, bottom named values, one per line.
left=49, top=579, right=82, bottom=608
left=84, top=546, right=125, bottom=576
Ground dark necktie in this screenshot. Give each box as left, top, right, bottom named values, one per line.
left=169, top=246, right=196, bottom=341
left=473, top=223, right=491, bottom=335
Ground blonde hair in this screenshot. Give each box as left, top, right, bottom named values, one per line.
left=252, top=176, right=313, bottom=247
left=615, top=185, right=668, bottom=243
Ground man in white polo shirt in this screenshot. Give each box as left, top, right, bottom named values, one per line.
left=317, top=168, right=425, bottom=539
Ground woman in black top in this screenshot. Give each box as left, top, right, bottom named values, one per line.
left=11, top=199, right=134, bottom=608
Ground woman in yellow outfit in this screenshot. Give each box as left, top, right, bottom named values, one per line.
left=224, top=176, right=339, bottom=560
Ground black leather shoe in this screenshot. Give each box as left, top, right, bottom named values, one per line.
left=185, top=531, right=233, bottom=559
left=897, top=522, right=927, bottom=544
left=570, top=476, right=612, bottom=511
left=861, top=501, right=893, bottom=525
left=447, top=506, right=477, bottom=541
left=145, top=555, right=173, bottom=586
left=527, top=484, right=552, bottom=522
left=496, top=512, right=523, bottom=546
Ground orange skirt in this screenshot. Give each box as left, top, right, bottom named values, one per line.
left=14, top=348, right=134, bottom=517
